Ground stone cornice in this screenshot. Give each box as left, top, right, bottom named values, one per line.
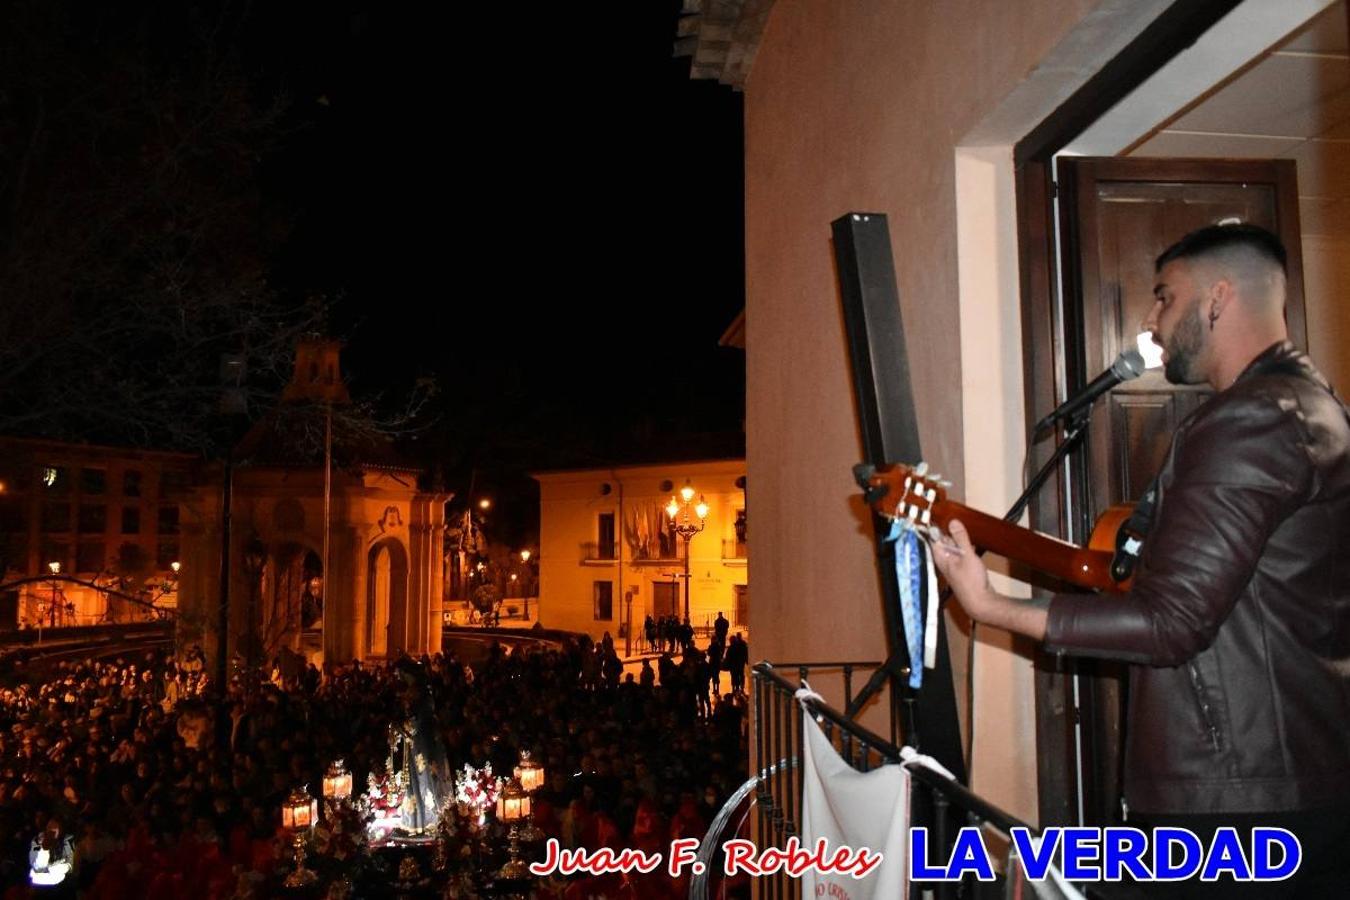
left=674, top=0, right=776, bottom=89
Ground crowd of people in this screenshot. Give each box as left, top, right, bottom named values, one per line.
left=0, top=627, right=750, bottom=898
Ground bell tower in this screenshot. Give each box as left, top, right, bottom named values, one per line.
left=281, top=336, right=351, bottom=405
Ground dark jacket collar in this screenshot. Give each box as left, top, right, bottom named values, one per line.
left=1234, top=340, right=1327, bottom=391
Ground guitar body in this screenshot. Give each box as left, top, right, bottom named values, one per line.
left=857, top=462, right=1138, bottom=593
left=1086, top=504, right=1136, bottom=557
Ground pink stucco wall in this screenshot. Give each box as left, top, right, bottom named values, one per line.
left=744, top=0, right=1098, bottom=692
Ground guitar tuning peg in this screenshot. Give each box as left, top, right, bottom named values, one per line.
left=915, top=461, right=930, bottom=476
left=939, top=479, right=952, bottom=489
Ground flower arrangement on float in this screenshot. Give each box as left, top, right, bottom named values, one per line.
left=453, top=762, right=502, bottom=824
left=432, top=762, right=503, bottom=878
left=311, top=797, right=371, bottom=866
left=365, top=767, right=407, bottom=834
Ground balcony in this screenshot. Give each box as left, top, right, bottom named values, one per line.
left=580, top=541, right=618, bottom=565
left=628, top=551, right=680, bottom=566
left=687, top=661, right=1134, bottom=900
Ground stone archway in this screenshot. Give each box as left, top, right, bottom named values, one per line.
left=366, top=538, right=408, bottom=659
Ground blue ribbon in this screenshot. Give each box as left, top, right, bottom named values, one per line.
left=885, top=520, right=925, bottom=689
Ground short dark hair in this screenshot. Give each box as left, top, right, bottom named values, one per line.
left=1155, top=222, right=1287, bottom=274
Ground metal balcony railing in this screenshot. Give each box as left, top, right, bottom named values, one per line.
left=722, top=538, right=748, bottom=560
left=691, top=662, right=1134, bottom=900
left=579, top=541, right=618, bottom=562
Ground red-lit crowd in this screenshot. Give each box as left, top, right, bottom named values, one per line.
left=0, top=631, right=750, bottom=898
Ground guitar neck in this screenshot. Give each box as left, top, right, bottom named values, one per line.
left=929, top=500, right=1115, bottom=591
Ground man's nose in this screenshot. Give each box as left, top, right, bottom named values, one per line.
left=1141, top=302, right=1159, bottom=334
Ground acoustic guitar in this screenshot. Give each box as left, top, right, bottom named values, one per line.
left=854, top=462, right=1137, bottom=593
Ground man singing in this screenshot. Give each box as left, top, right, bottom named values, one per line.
left=932, top=223, right=1350, bottom=897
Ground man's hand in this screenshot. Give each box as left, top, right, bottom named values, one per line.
left=929, top=519, right=1049, bottom=640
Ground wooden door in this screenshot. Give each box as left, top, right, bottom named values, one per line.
left=1054, top=156, right=1306, bottom=825
left=733, top=584, right=748, bottom=627
left=652, top=580, right=678, bottom=619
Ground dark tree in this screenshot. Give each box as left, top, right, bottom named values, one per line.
left=0, top=0, right=319, bottom=452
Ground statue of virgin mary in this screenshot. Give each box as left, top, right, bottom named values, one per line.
left=385, top=659, right=452, bottom=835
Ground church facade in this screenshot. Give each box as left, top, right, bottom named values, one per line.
left=176, top=339, right=451, bottom=668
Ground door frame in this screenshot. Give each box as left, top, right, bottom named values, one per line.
left=1010, top=0, right=1297, bottom=828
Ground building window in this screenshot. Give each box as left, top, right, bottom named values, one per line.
left=593, top=581, right=614, bottom=620
left=596, top=513, right=616, bottom=559
left=157, top=506, right=179, bottom=535
left=121, top=508, right=141, bottom=535
left=122, top=470, right=142, bottom=497
left=76, top=542, right=105, bottom=574
left=3, top=532, right=28, bottom=570
left=41, top=540, right=69, bottom=571
left=157, top=540, right=179, bottom=569
left=117, top=542, right=150, bottom=574
left=80, top=468, right=107, bottom=495
left=42, top=503, right=71, bottom=533
left=78, top=504, right=107, bottom=534
left=41, top=466, right=69, bottom=494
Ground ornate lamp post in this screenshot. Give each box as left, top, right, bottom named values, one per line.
left=519, top=550, right=532, bottom=620
left=665, top=481, right=708, bottom=621
left=48, top=561, right=60, bottom=626
left=281, top=786, right=319, bottom=888
left=495, top=778, right=531, bottom=879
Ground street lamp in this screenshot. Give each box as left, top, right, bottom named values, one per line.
left=519, top=550, right=533, bottom=620
left=666, top=481, right=708, bottom=621
left=46, top=561, right=61, bottom=630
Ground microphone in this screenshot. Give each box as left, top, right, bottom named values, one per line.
left=1033, top=348, right=1146, bottom=437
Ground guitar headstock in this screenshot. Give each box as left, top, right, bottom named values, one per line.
left=853, top=462, right=952, bottom=530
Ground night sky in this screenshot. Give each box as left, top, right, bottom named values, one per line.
left=263, top=1, right=747, bottom=536
left=262, top=4, right=744, bottom=418
left=1, top=1, right=745, bottom=546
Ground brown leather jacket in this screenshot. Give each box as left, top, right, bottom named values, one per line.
left=1045, top=342, right=1350, bottom=815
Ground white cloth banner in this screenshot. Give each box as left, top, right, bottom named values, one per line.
left=796, top=684, right=954, bottom=900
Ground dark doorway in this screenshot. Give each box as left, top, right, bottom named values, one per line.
left=652, top=580, right=679, bottom=619
left=1046, top=155, right=1306, bottom=826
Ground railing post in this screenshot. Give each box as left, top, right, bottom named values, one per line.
left=934, top=791, right=953, bottom=900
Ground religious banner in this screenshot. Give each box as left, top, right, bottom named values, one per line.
left=796, top=684, right=916, bottom=900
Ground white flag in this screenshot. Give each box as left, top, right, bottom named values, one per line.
left=798, top=691, right=911, bottom=899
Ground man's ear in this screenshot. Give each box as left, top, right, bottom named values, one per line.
left=1209, top=277, right=1236, bottom=320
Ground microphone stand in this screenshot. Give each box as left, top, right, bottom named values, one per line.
left=1007, top=407, right=1092, bottom=526
left=1007, top=407, right=1097, bottom=827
